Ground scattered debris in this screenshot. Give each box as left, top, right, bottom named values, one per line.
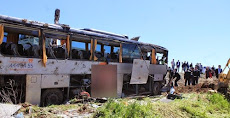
left=91, top=104, right=100, bottom=108
left=95, top=98, right=108, bottom=103
left=0, top=103, right=21, bottom=117
left=15, top=112, right=24, bottom=118
left=159, top=97, right=173, bottom=103
left=208, top=90, right=218, bottom=93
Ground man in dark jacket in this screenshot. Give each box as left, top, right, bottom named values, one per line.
left=190, top=67, right=195, bottom=85
left=215, top=65, right=222, bottom=78
left=186, top=62, right=189, bottom=70
left=172, top=69, right=181, bottom=86
left=184, top=69, right=191, bottom=86
left=182, top=62, right=185, bottom=72
left=193, top=66, right=200, bottom=85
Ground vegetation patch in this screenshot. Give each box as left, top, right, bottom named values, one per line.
left=19, top=104, right=78, bottom=117
left=17, top=93, right=230, bottom=117
left=94, top=93, right=230, bottom=118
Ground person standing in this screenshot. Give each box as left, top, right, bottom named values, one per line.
left=184, top=61, right=187, bottom=71
left=190, top=67, right=195, bottom=85
left=171, top=59, right=175, bottom=70
left=215, top=65, right=222, bottom=78
left=211, top=66, right=215, bottom=76
left=190, top=63, right=193, bottom=69
left=176, top=60, right=180, bottom=72
left=186, top=62, right=189, bottom=70
left=199, top=64, right=203, bottom=74
left=196, top=63, right=200, bottom=71
left=184, top=69, right=191, bottom=86
left=181, top=62, right=184, bottom=72
left=193, top=66, right=200, bottom=84
left=205, top=67, right=212, bottom=79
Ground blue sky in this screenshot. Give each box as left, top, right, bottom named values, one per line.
left=1, top=0, right=229, bottom=68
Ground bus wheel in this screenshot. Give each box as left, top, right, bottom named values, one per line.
left=152, top=82, right=161, bottom=95
left=41, top=89, right=63, bottom=106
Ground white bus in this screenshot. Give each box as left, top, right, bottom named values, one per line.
left=0, top=15, right=168, bottom=106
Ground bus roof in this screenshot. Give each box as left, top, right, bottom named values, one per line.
left=0, top=14, right=168, bottom=52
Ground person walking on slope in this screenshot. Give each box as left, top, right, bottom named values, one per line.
left=176, top=60, right=180, bottom=72
left=171, top=59, right=175, bottom=70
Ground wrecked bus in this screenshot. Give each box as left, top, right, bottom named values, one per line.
left=0, top=15, right=168, bottom=106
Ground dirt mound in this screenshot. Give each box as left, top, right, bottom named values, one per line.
left=173, top=75, right=219, bottom=93
left=174, top=83, right=213, bottom=93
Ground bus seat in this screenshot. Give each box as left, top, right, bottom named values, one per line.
left=54, top=47, right=65, bottom=58
left=83, top=50, right=90, bottom=59
left=72, top=49, right=79, bottom=59
left=0, top=42, right=7, bottom=54
left=46, top=47, right=55, bottom=59
left=111, top=52, right=118, bottom=59
left=95, top=52, right=102, bottom=59
left=5, top=42, right=12, bottom=54
left=2, top=42, right=20, bottom=56
left=23, top=43, right=33, bottom=56
left=53, top=47, right=58, bottom=57
left=17, top=44, right=24, bottom=56
left=32, top=45, right=40, bottom=57
left=78, top=50, right=83, bottom=59
left=10, top=43, right=20, bottom=56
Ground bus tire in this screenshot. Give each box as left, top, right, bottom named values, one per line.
left=152, top=82, right=161, bottom=95
left=41, top=89, right=63, bottom=106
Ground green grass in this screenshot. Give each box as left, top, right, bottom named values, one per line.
left=94, top=93, right=230, bottom=118
left=19, top=104, right=78, bottom=118
left=94, top=99, right=159, bottom=118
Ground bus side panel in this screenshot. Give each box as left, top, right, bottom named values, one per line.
left=41, top=75, right=69, bottom=89
left=117, top=73, right=124, bottom=97
left=149, top=64, right=167, bottom=81
left=114, top=63, right=132, bottom=97
left=0, top=55, right=99, bottom=75
left=26, top=75, right=42, bottom=105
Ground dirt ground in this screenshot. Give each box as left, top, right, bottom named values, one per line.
left=168, top=73, right=219, bottom=93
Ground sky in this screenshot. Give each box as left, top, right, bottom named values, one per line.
left=0, top=0, right=229, bottom=68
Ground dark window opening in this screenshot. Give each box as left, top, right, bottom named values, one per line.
left=95, top=44, right=103, bottom=61
left=156, top=52, right=167, bottom=65
left=95, top=44, right=119, bottom=62
left=45, top=35, right=67, bottom=59
left=0, top=31, right=40, bottom=58
left=122, top=44, right=141, bottom=63
left=71, top=41, right=91, bottom=60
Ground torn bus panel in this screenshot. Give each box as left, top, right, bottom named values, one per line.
left=130, top=59, right=150, bottom=84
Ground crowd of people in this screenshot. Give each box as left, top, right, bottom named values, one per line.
left=168, top=59, right=223, bottom=87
